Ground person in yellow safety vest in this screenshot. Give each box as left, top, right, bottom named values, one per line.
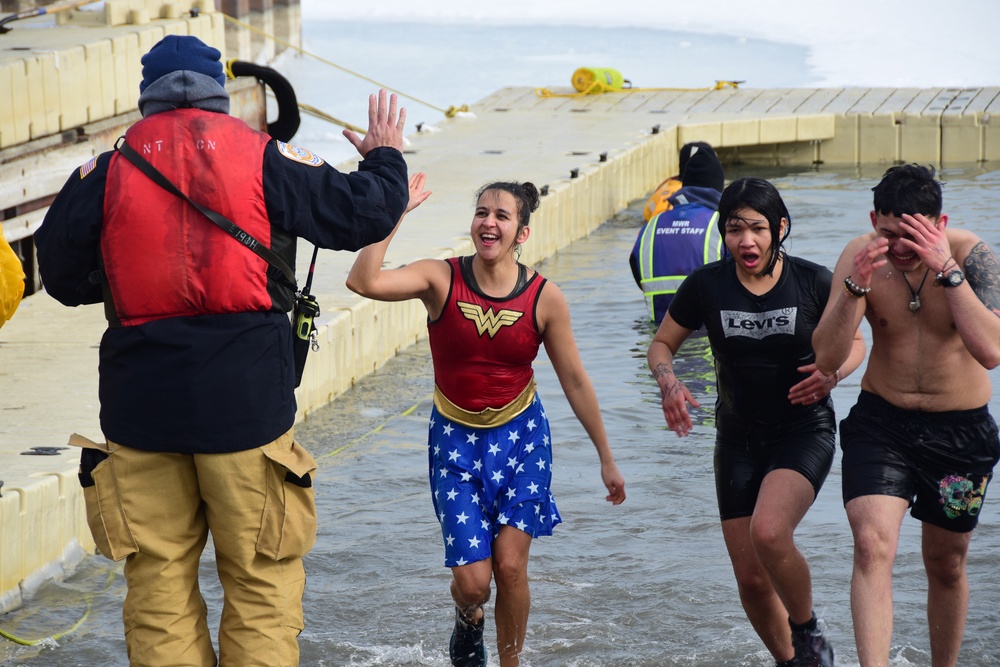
left=630, top=147, right=725, bottom=323
left=641, top=141, right=718, bottom=222
left=0, top=233, right=24, bottom=328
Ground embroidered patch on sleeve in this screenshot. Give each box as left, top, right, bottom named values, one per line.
left=276, top=141, right=325, bottom=167
left=79, top=157, right=98, bottom=179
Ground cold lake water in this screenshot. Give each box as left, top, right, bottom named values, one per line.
left=3, top=165, right=999, bottom=667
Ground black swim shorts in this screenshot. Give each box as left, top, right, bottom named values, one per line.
left=841, top=390, right=1000, bottom=533
left=714, top=405, right=837, bottom=521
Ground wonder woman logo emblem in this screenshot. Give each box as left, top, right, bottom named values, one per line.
left=457, top=301, right=524, bottom=338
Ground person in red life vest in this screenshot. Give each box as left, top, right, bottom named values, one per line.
left=630, top=147, right=726, bottom=323
left=346, top=173, right=626, bottom=667
left=647, top=178, right=866, bottom=667
left=35, top=35, right=409, bottom=667
left=641, top=141, right=717, bottom=222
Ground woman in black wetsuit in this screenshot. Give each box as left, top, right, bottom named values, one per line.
left=646, top=177, right=865, bottom=667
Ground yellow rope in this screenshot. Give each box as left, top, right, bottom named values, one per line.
left=221, top=13, right=465, bottom=117
left=535, top=79, right=743, bottom=98
left=295, top=100, right=366, bottom=135
left=320, top=397, right=426, bottom=459
left=0, top=570, right=116, bottom=646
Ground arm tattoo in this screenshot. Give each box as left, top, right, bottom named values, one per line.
left=653, top=363, right=683, bottom=399
left=964, top=242, right=1000, bottom=317
left=652, top=363, right=674, bottom=381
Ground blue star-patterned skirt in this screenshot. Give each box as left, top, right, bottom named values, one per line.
left=427, top=394, right=562, bottom=567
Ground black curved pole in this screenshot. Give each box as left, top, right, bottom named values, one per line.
left=228, top=60, right=301, bottom=142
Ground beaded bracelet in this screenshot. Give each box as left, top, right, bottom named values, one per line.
left=843, top=276, right=871, bottom=298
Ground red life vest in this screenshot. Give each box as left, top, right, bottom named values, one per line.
left=429, top=257, right=545, bottom=413
left=101, top=109, right=273, bottom=327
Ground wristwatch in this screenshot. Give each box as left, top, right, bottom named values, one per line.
left=936, top=268, right=965, bottom=288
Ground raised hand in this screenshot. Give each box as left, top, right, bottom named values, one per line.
left=851, top=236, right=889, bottom=288
left=404, top=172, right=432, bottom=215
left=343, top=89, right=407, bottom=157
left=899, top=213, right=952, bottom=273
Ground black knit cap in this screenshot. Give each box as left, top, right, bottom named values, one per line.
left=140, top=35, right=226, bottom=93
left=682, top=149, right=725, bottom=193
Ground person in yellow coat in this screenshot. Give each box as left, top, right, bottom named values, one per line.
left=642, top=141, right=718, bottom=222
left=0, top=233, right=24, bottom=327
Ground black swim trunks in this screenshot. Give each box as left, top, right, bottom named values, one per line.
left=715, top=405, right=836, bottom=521
left=841, top=390, right=1000, bottom=533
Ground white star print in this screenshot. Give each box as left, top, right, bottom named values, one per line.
left=446, top=534, right=455, bottom=546
left=466, top=432, right=479, bottom=444
left=468, top=536, right=481, bottom=549
left=434, top=444, right=440, bottom=456
left=461, top=472, right=472, bottom=482
left=443, top=423, right=454, bottom=436
left=488, top=443, right=501, bottom=456
left=456, top=558, right=467, bottom=566
left=516, top=464, right=525, bottom=474
left=508, top=430, right=520, bottom=444
left=481, top=519, right=490, bottom=530
left=448, top=449, right=461, bottom=462
left=506, top=487, right=517, bottom=500
left=471, top=492, right=481, bottom=505
left=506, top=456, right=517, bottom=469
left=515, top=519, right=528, bottom=531
left=456, top=512, right=469, bottom=525
left=473, top=459, right=483, bottom=472
left=526, top=419, right=536, bottom=431
left=528, top=482, right=539, bottom=494
left=446, top=489, right=458, bottom=501
left=536, top=459, right=546, bottom=471
left=524, top=442, right=535, bottom=453
left=439, top=468, right=449, bottom=478
left=491, top=470, right=504, bottom=483
left=498, top=514, right=509, bottom=525
left=543, top=434, right=550, bottom=446
left=429, top=417, right=435, bottom=430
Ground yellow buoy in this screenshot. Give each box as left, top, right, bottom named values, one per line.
left=571, top=67, right=630, bottom=93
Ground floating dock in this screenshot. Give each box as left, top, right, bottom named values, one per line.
left=1, top=0, right=997, bottom=611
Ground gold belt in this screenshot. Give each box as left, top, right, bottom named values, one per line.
left=433, top=378, right=537, bottom=428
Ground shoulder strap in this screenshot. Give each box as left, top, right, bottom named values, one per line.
left=114, top=137, right=297, bottom=291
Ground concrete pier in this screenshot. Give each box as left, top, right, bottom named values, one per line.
left=1, top=3, right=997, bottom=610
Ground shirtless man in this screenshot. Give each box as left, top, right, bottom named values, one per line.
left=812, top=164, right=1000, bottom=667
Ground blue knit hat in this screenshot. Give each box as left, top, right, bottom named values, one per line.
left=140, top=35, right=226, bottom=93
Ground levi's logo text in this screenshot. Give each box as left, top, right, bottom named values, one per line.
left=458, top=302, right=524, bottom=338
left=720, top=308, right=796, bottom=339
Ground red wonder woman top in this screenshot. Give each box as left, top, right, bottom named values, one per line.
left=429, top=256, right=546, bottom=417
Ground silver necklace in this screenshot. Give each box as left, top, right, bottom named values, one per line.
left=902, top=268, right=930, bottom=313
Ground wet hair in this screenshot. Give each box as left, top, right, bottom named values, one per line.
left=871, top=164, right=943, bottom=218
left=474, top=181, right=541, bottom=236
left=717, top=177, right=791, bottom=277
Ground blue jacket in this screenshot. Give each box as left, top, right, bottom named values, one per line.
left=630, top=185, right=723, bottom=323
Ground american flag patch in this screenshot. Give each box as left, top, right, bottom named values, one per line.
left=79, top=157, right=97, bottom=179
